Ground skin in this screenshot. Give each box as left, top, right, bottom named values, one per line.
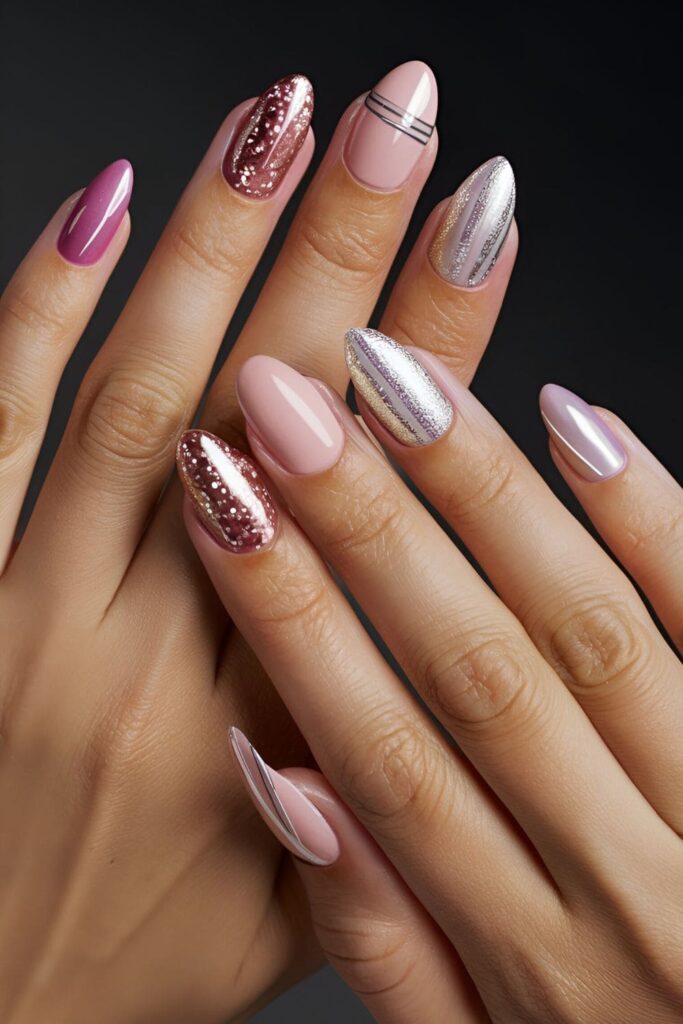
left=0, top=83, right=518, bottom=1022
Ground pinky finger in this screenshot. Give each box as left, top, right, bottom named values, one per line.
left=0, top=158, right=132, bottom=569
left=229, top=728, right=489, bottom=1024
left=540, top=384, right=683, bottom=651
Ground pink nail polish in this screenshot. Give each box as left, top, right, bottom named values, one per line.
left=540, top=384, right=627, bottom=483
left=222, top=74, right=313, bottom=199
left=236, top=356, right=344, bottom=475
left=229, top=727, right=340, bottom=866
left=344, top=60, right=437, bottom=191
left=176, top=430, right=278, bottom=552
left=57, top=159, right=133, bottom=266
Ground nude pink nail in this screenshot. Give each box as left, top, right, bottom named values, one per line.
left=344, top=60, right=438, bottom=191
left=540, top=384, right=627, bottom=482
left=57, top=159, right=133, bottom=266
left=229, top=727, right=340, bottom=866
left=236, top=356, right=344, bottom=475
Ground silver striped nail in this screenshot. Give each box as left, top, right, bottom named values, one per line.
left=430, top=156, right=515, bottom=287
left=345, top=328, right=453, bottom=446
left=365, top=89, right=435, bottom=145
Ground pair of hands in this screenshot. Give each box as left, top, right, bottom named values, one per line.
left=0, top=61, right=681, bottom=1023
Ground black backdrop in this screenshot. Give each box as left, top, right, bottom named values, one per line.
left=1, top=2, right=680, bottom=1020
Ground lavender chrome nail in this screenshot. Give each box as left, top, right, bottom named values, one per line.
left=345, top=327, right=453, bottom=446
left=430, top=156, right=515, bottom=287
left=540, top=384, right=627, bottom=482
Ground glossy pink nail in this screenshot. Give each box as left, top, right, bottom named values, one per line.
left=222, top=74, right=313, bottom=199
left=176, top=430, right=278, bottom=552
left=57, top=159, right=133, bottom=266
left=344, top=60, right=437, bottom=191
left=229, top=727, right=340, bottom=866
left=237, top=356, right=344, bottom=474
left=540, top=384, right=627, bottom=482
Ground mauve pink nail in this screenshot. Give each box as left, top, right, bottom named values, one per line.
left=229, top=727, right=340, bottom=866
left=540, top=384, right=627, bottom=483
left=236, top=355, right=344, bottom=475
left=344, top=60, right=437, bottom=191
left=57, top=159, right=133, bottom=266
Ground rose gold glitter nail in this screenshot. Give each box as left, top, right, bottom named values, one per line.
left=222, top=74, right=313, bottom=199
left=177, top=430, right=277, bottom=553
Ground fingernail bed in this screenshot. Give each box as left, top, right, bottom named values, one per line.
left=345, top=327, right=453, bottom=446
left=222, top=74, right=313, bottom=198
left=430, top=156, right=515, bottom=287
left=229, top=727, right=339, bottom=866
left=237, top=356, right=344, bottom=474
left=57, top=159, right=133, bottom=266
left=177, top=430, right=277, bottom=551
left=344, top=60, right=437, bottom=190
left=540, top=384, right=627, bottom=482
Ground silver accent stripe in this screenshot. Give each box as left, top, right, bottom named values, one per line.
left=250, top=742, right=300, bottom=840
left=365, top=90, right=434, bottom=145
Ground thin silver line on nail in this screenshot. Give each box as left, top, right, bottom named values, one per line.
left=250, top=742, right=300, bottom=839
left=345, top=328, right=453, bottom=446
left=365, top=90, right=435, bottom=144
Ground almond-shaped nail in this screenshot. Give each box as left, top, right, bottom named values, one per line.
left=236, top=355, right=344, bottom=474
left=429, top=156, right=515, bottom=287
left=57, top=159, right=133, bottom=266
left=345, top=328, right=453, bottom=446
left=540, top=384, right=627, bottom=482
left=229, top=727, right=339, bottom=866
left=177, top=430, right=277, bottom=551
left=222, top=74, right=313, bottom=199
left=344, top=60, right=437, bottom=191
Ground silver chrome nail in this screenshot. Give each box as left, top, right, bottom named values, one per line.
left=345, top=327, right=453, bottom=446
left=430, top=156, right=515, bottom=287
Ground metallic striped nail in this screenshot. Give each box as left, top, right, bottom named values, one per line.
left=177, top=430, right=277, bottom=552
left=430, top=156, right=515, bottom=287
left=229, top=728, right=339, bottom=867
left=345, top=327, right=453, bottom=446
left=364, top=89, right=435, bottom=145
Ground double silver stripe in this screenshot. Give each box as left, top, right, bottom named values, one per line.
left=250, top=742, right=300, bottom=840
left=365, top=90, right=434, bottom=144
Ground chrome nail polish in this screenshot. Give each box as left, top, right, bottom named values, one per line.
left=430, top=156, right=515, bottom=287
left=540, top=384, right=628, bottom=482
left=176, top=430, right=277, bottom=552
left=345, top=327, right=453, bottom=446
left=222, top=74, right=313, bottom=198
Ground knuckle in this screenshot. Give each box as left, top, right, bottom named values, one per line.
left=313, top=916, right=415, bottom=999
left=0, top=275, right=79, bottom=344
left=166, top=210, right=255, bottom=283
left=247, top=550, right=334, bottom=640
left=545, top=597, right=651, bottom=693
left=0, top=384, right=43, bottom=463
left=294, top=208, right=387, bottom=284
left=420, top=628, right=536, bottom=731
left=324, top=471, right=409, bottom=564
left=336, top=711, right=446, bottom=829
left=389, top=288, right=481, bottom=371
left=76, top=364, right=189, bottom=468
left=441, top=447, right=518, bottom=526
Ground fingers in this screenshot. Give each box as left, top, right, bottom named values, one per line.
left=229, top=736, right=489, bottom=1023
left=14, top=77, right=314, bottom=603
left=541, top=386, right=683, bottom=653
left=0, top=160, right=131, bottom=569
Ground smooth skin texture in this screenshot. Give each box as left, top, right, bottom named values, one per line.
left=182, top=349, right=683, bottom=1023
left=0, top=64, right=519, bottom=1022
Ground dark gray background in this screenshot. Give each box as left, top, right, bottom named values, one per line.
left=1, top=1, right=680, bottom=1020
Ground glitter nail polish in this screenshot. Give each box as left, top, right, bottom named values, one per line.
left=222, top=74, right=313, bottom=199
left=430, top=156, right=515, bottom=287
left=176, top=430, right=277, bottom=552
left=345, top=328, right=453, bottom=446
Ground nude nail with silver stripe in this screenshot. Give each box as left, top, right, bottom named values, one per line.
left=430, top=156, right=515, bottom=287
left=229, top=727, right=340, bottom=866
left=345, top=328, right=453, bottom=446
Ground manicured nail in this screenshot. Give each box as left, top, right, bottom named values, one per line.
left=222, top=74, right=314, bottom=199
left=176, top=430, right=277, bottom=551
left=57, top=159, right=133, bottom=266
left=236, top=356, right=344, bottom=474
left=229, top=727, right=339, bottom=866
left=539, top=384, right=627, bottom=482
left=344, top=60, right=437, bottom=191
left=429, top=156, right=515, bottom=287
left=345, top=328, right=453, bottom=446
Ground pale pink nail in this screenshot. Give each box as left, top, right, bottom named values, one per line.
left=540, top=384, right=627, bottom=482
left=229, top=727, right=340, bottom=866
left=236, top=355, right=344, bottom=474
left=344, top=60, right=437, bottom=191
